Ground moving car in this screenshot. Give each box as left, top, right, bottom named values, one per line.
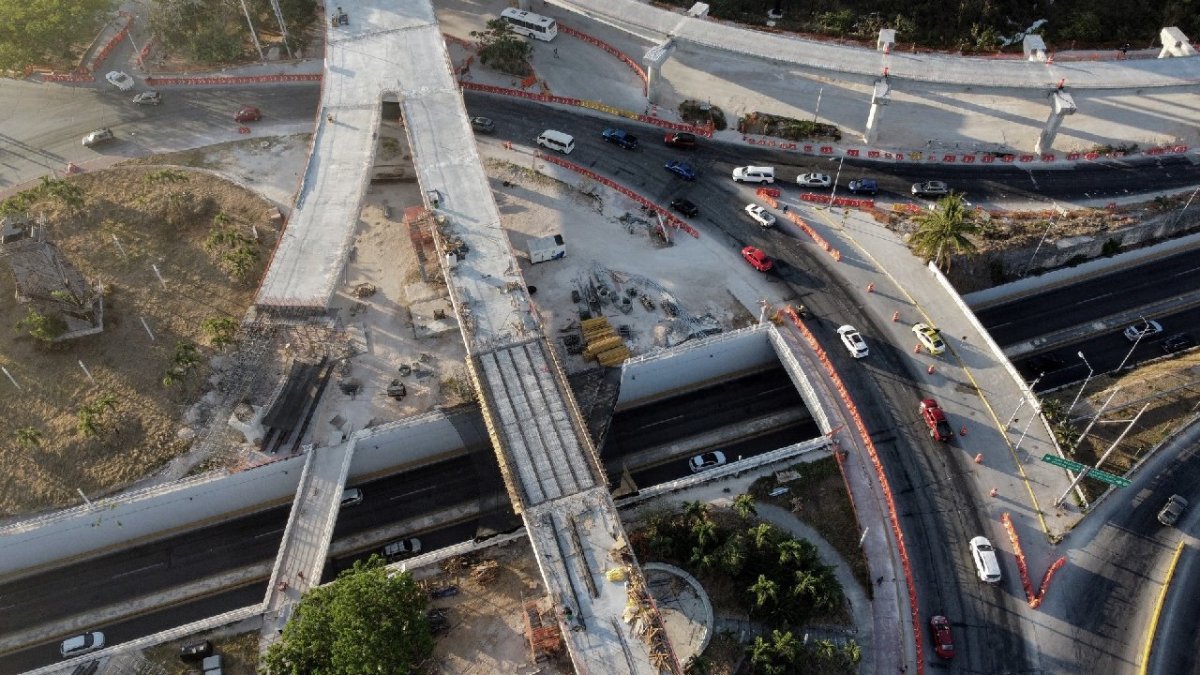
left=663, top=132, right=697, bottom=149
left=470, top=116, right=495, bottom=133
left=1123, top=320, right=1163, bottom=342
left=912, top=322, right=946, bottom=355
left=1158, top=494, right=1188, bottom=526
left=744, top=203, right=776, bottom=228
left=669, top=198, right=699, bottom=217
left=741, top=246, right=774, bottom=272
left=665, top=160, right=697, bottom=181
left=920, top=398, right=953, bottom=442
left=382, top=537, right=422, bottom=558
left=60, top=632, right=105, bottom=658
left=132, top=91, right=161, bottom=105
left=234, top=106, right=262, bottom=122
left=689, top=451, right=727, bottom=473
left=731, top=166, right=775, bottom=184
left=969, top=536, right=1001, bottom=584
left=82, top=128, right=115, bottom=147
left=912, top=180, right=950, bottom=197
left=847, top=178, right=878, bottom=195
left=105, top=70, right=134, bottom=90
left=601, top=127, right=639, bottom=149
left=929, top=615, right=955, bottom=660
left=340, top=487, right=364, bottom=507
left=796, top=172, right=833, bottom=188
left=1162, top=333, right=1196, bottom=354
left=837, top=325, right=869, bottom=358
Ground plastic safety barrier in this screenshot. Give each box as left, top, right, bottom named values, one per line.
left=535, top=151, right=699, bottom=238
left=785, top=212, right=841, bottom=262
left=143, top=73, right=322, bottom=86
left=1001, top=513, right=1067, bottom=609
left=781, top=306, right=924, bottom=674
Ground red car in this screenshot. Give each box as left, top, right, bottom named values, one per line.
left=920, top=398, right=953, bottom=442
left=929, top=615, right=955, bottom=659
left=741, top=246, right=774, bottom=272
left=663, top=132, right=697, bottom=149
left=234, top=106, right=262, bottom=122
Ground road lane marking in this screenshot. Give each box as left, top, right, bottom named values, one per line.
left=112, top=562, right=165, bottom=579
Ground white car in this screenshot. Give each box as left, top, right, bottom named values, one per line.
left=969, top=536, right=1001, bottom=584
left=1123, top=320, right=1163, bottom=342
left=689, top=451, right=727, bottom=473
left=382, top=537, right=422, bottom=558
left=796, top=172, right=833, bottom=188
left=132, top=90, right=161, bottom=105
left=60, top=632, right=105, bottom=658
left=744, top=204, right=776, bottom=228
left=912, top=322, right=946, bottom=355
left=105, top=70, right=134, bottom=91
left=837, top=325, right=869, bottom=358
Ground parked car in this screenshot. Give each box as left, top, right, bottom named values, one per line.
left=382, top=537, right=422, bottom=559
left=60, top=632, right=105, bottom=658
left=234, top=106, right=262, bottom=122
left=741, top=246, right=774, bottom=272
left=105, top=71, right=134, bottom=91
left=731, top=166, right=775, bottom=184
left=665, top=160, right=697, bottom=181
left=969, top=536, right=1001, bottom=584
left=663, top=132, right=697, bottom=149
left=837, top=325, right=869, bottom=358
left=669, top=197, right=699, bottom=217
left=796, top=172, right=833, bottom=188
left=689, top=451, right=726, bottom=473
left=340, top=488, right=364, bottom=507
left=920, top=398, right=953, bottom=442
left=744, top=203, right=776, bottom=228
left=929, top=615, right=955, bottom=659
left=82, top=128, right=115, bottom=147
left=601, top=127, right=639, bottom=149
left=1158, top=494, right=1188, bottom=526
left=912, top=322, right=946, bottom=355
left=470, top=116, right=495, bottom=133
left=912, top=180, right=950, bottom=197
left=1162, top=333, right=1196, bottom=354
left=132, top=91, right=161, bottom=105
left=1123, top=320, right=1163, bottom=342
left=847, top=178, right=878, bottom=195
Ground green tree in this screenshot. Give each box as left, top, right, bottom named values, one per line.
left=202, top=316, right=239, bottom=348
left=682, top=500, right=710, bottom=525
left=15, top=426, right=42, bottom=448
left=471, top=19, right=533, bottom=76
left=0, top=0, right=112, bottom=71
left=16, top=307, right=67, bottom=342
left=747, top=522, right=778, bottom=551
left=769, top=630, right=799, bottom=666
left=777, top=539, right=818, bottom=569
left=715, top=533, right=747, bottom=577
left=691, top=518, right=718, bottom=549
left=262, top=556, right=433, bottom=675
left=908, top=193, right=979, bottom=272
left=748, top=574, right=778, bottom=612
left=732, top=493, right=757, bottom=519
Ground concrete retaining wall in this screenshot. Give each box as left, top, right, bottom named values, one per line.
left=616, top=325, right=777, bottom=409
left=0, top=410, right=482, bottom=581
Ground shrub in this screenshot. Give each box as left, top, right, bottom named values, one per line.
left=471, top=20, right=533, bottom=76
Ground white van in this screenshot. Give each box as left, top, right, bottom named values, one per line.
left=537, top=129, right=575, bottom=155
left=732, top=166, right=775, bottom=184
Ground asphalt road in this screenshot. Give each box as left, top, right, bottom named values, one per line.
left=977, top=248, right=1200, bottom=346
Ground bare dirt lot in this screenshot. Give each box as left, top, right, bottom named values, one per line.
left=0, top=168, right=275, bottom=517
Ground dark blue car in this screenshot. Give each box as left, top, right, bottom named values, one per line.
left=665, top=160, right=697, bottom=181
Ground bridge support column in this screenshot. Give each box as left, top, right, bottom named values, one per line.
left=1023, top=35, right=1048, bottom=62
left=1035, top=89, right=1077, bottom=154
left=863, top=78, right=891, bottom=145
left=1158, top=27, right=1197, bottom=57
left=644, top=40, right=675, bottom=104
left=877, top=28, right=896, bottom=53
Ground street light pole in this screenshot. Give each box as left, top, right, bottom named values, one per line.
left=1004, top=372, right=1043, bottom=428
left=1055, top=403, right=1148, bottom=506
left=824, top=154, right=845, bottom=211
left=1115, top=317, right=1149, bottom=373
left=813, top=87, right=823, bottom=125
left=1065, top=351, right=1093, bottom=418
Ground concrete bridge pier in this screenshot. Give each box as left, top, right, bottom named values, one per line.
left=1035, top=89, right=1077, bottom=154
left=1159, top=27, right=1197, bottom=57
left=863, top=77, right=891, bottom=145
left=645, top=40, right=674, bottom=104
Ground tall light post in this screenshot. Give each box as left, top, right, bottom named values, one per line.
left=812, top=87, right=824, bottom=125
left=823, top=154, right=845, bottom=211
left=1115, top=317, right=1150, bottom=373
left=1065, top=351, right=1093, bottom=418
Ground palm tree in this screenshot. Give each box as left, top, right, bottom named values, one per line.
left=840, top=640, right=862, bottom=665
left=908, top=193, right=979, bottom=272
left=689, top=546, right=717, bottom=572
left=749, top=574, right=778, bottom=611
left=748, top=523, right=778, bottom=551
left=716, top=534, right=747, bottom=576
left=683, top=500, right=710, bottom=525
left=791, top=569, right=819, bottom=599
left=748, top=635, right=776, bottom=672
left=692, top=518, right=718, bottom=549
left=777, top=539, right=818, bottom=569
left=769, top=630, right=800, bottom=666
left=15, top=426, right=42, bottom=448
left=815, top=639, right=838, bottom=661
left=733, top=493, right=757, bottom=519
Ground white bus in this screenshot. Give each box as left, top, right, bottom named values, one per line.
left=499, top=8, right=558, bottom=42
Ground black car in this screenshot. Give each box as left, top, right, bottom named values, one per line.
left=470, top=116, right=495, bottom=134
left=663, top=132, right=697, bottom=149
left=1162, top=333, right=1196, bottom=354
left=669, top=198, right=698, bottom=217
left=180, top=640, right=213, bottom=661
left=602, top=127, right=639, bottom=149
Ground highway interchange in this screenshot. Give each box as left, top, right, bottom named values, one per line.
left=1, top=78, right=1198, bottom=673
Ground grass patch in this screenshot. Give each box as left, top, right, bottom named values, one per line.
left=142, top=629, right=260, bottom=674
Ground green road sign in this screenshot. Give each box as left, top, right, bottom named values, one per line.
left=1041, top=454, right=1131, bottom=487
left=1085, top=469, right=1132, bottom=488
left=1041, top=454, right=1087, bottom=472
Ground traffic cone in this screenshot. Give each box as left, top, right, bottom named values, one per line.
left=960, top=426, right=968, bottom=436
left=974, top=453, right=983, bottom=464
left=989, top=488, right=999, bottom=497
left=927, top=365, right=935, bottom=374
left=892, top=311, right=900, bottom=322
left=913, top=344, right=922, bottom=354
